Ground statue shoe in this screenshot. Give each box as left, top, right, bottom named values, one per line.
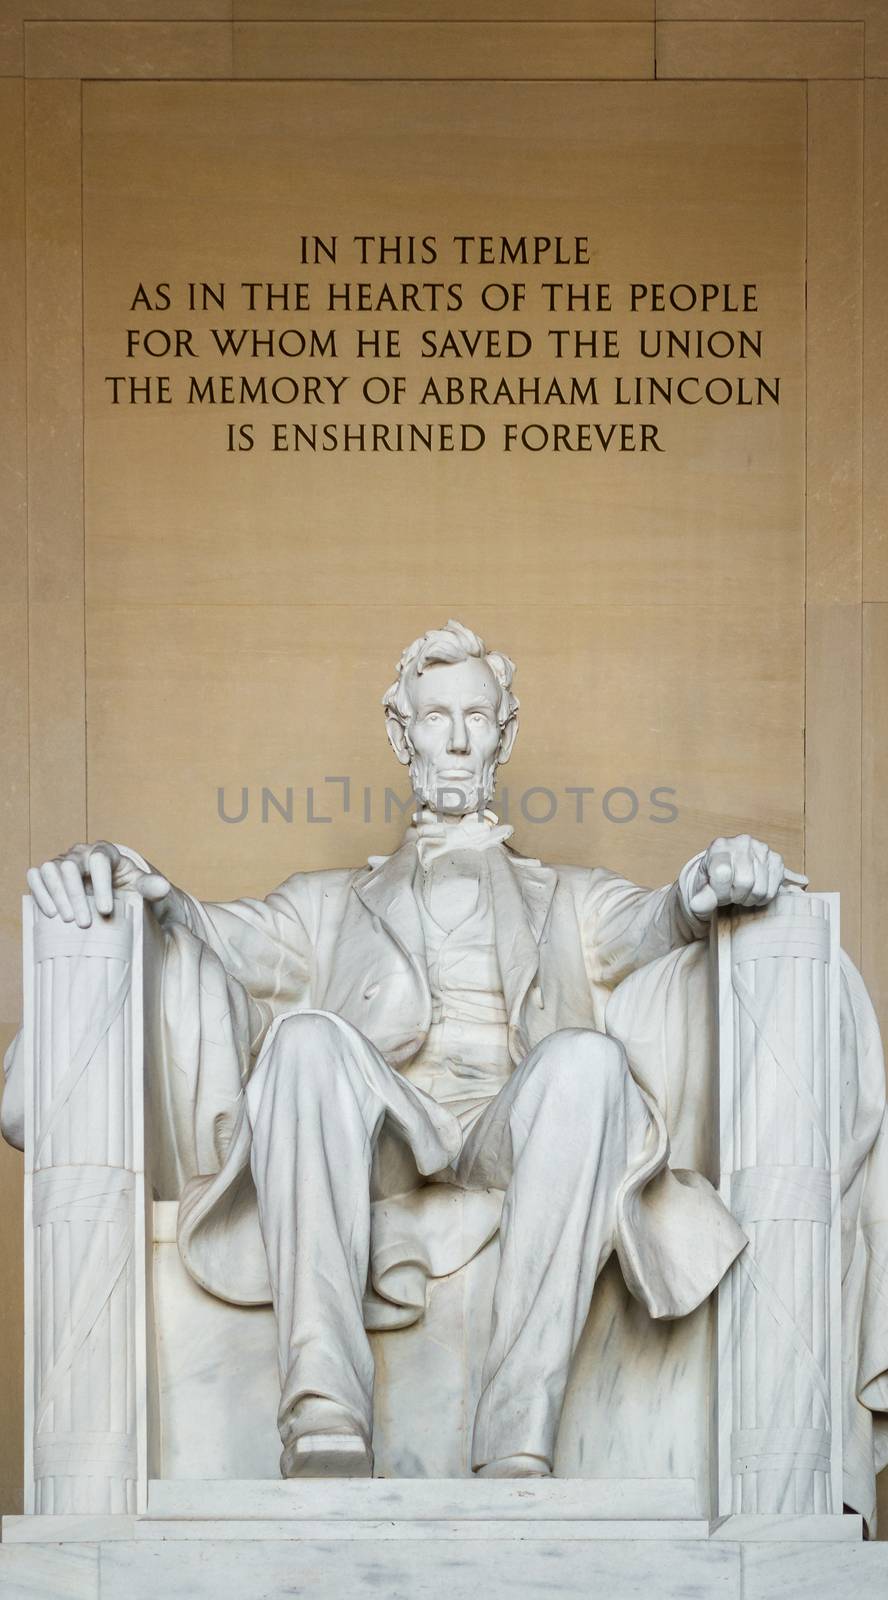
left=279, top=1397, right=374, bottom=1479
left=474, top=1453, right=552, bottom=1479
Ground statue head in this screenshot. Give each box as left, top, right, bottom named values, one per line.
left=383, top=620, right=519, bottom=817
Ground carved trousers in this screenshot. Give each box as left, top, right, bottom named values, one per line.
left=245, top=1009, right=652, bottom=1471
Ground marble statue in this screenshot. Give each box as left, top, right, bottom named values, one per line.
left=4, top=620, right=888, bottom=1523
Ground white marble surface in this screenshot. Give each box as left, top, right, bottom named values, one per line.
left=5, top=619, right=885, bottom=1524
left=714, top=893, right=843, bottom=1517
left=93, top=1538, right=744, bottom=1600
left=130, top=1518, right=710, bottom=1542
left=742, top=1541, right=888, bottom=1599
left=3, top=1535, right=887, bottom=1600
left=0, top=1542, right=98, bottom=1600
left=2, top=1517, right=135, bottom=1545
left=144, top=1476, right=699, bottom=1521
left=154, top=1181, right=712, bottom=1495
left=3, top=1507, right=862, bottom=1545
left=154, top=1215, right=499, bottom=1480
left=153, top=1228, right=280, bottom=1480
left=139, top=1517, right=867, bottom=1547
left=711, top=1514, right=862, bottom=1542
left=19, top=896, right=155, bottom=1516
left=557, top=1257, right=711, bottom=1500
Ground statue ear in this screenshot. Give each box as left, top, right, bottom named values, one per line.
left=386, top=712, right=412, bottom=766
left=497, top=715, right=519, bottom=766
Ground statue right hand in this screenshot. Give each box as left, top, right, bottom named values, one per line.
left=27, top=842, right=171, bottom=928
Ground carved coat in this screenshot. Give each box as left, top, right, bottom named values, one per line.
left=154, top=836, right=746, bottom=1323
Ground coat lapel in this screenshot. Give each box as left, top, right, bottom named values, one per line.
left=354, top=838, right=426, bottom=964
left=485, top=847, right=557, bottom=1057
left=315, top=840, right=431, bottom=1063
left=353, top=835, right=557, bottom=1065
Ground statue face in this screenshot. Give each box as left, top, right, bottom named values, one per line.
left=402, top=657, right=505, bottom=816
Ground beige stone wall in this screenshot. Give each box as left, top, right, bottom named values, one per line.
left=1, top=0, right=884, bottom=1526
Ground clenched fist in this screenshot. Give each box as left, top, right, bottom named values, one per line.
left=686, top=834, right=807, bottom=920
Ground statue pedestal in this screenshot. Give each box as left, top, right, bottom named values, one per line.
left=1, top=1490, right=884, bottom=1600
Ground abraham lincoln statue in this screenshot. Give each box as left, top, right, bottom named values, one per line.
left=8, top=618, right=842, bottom=1485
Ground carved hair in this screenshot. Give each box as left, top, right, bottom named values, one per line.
left=382, top=619, right=519, bottom=730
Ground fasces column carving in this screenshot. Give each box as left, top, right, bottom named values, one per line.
left=22, top=893, right=148, bottom=1515
left=714, top=889, right=842, bottom=1516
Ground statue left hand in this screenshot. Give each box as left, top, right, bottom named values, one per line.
left=686, top=834, right=808, bottom=919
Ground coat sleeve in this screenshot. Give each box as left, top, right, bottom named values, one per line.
left=1, top=857, right=321, bottom=1158
left=157, top=879, right=315, bottom=1008
left=117, top=846, right=316, bottom=1009
left=580, top=856, right=709, bottom=989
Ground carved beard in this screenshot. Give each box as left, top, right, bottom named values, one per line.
left=407, top=752, right=500, bottom=817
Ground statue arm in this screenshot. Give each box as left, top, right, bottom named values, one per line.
left=582, top=833, right=805, bottom=987
left=580, top=858, right=708, bottom=989
left=25, top=839, right=316, bottom=1010
left=146, top=867, right=316, bottom=1009
left=2, top=854, right=316, bottom=1161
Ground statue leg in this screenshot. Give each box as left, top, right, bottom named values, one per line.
left=456, top=1027, right=653, bottom=1476
left=245, top=1009, right=457, bottom=1477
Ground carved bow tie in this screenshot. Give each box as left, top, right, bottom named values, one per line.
left=412, top=809, right=514, bottom=870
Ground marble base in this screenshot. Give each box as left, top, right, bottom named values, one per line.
left=0, top=1485, right=874, bottom=1600
left=144, top=1475, right=700, bottom=1521
left=1, top=1530, right=885, bottom=1600
left=2, top=1482, right=864, bottom=1544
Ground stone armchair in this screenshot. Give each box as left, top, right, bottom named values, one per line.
left=5, top=885, right=886, bottom=1540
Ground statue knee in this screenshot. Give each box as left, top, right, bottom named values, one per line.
left=265, top=1011, right=346, bottom=1091
left=533, top=1028, right=628, bottom=1106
